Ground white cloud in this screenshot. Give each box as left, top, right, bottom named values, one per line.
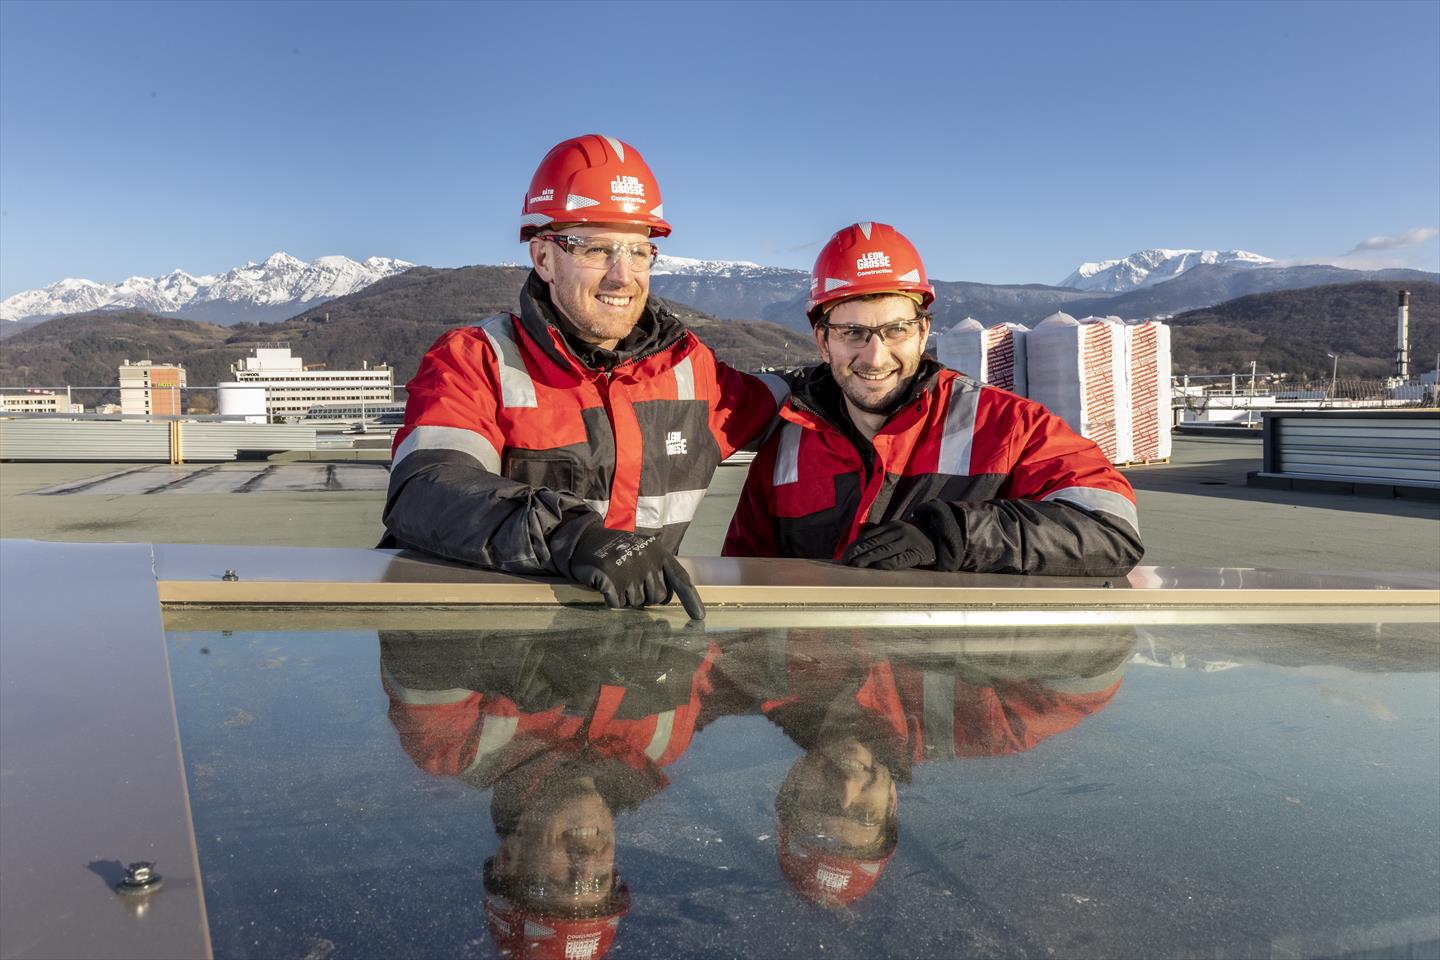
left=1347, top=227, right=1439, bottom=254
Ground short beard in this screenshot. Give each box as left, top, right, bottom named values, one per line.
left=837, top=368, right=913, bottom=417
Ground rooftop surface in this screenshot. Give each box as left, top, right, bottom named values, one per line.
left=2, top=435, right=1437, bottom=574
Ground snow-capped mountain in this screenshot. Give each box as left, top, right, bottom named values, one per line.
left=652, top=254, right=798, bottom=279
left=1, top=252, right=414, bottom=325
left=1059, top=249, right=1274, bottom=294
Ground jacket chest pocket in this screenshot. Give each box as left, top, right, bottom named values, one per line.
left=503, top=449, right=579, bottom=494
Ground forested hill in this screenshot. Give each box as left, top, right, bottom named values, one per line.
left=1169, top=281, right=1438, bottom=377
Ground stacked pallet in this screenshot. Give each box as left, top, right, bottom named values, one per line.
left=938, top=317, right=1029, bottom=394
left=1125, top=320, right=1173, bottom=462
left=1026, top=313, right=1133, bottom=465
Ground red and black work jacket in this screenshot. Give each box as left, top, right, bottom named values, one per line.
left=383, top=272, right=787, bottom=575
left=723, top=360, right=1142, bottom=576
left=382, top=639, right=723, bottom=790
left=760, top=646, right=1125, bottom=763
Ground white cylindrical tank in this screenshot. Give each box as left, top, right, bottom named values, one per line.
left=216, top=383, right=267, bottom=424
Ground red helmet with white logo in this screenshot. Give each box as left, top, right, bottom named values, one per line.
left=806, top=222, right=934, bottom=323
left=776, top=826, right=895, bottom=908
left=483, top=881, right=631, bottom=960
left=520, top=134, right=671, bottom=241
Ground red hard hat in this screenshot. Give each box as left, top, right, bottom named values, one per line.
left=806, top=222, right=934, bottom=323
left=776, top=826, right=894, bottom=907
left=484, top=886, right=630, bottom=960
left=520, top=134, right=671, bottom=241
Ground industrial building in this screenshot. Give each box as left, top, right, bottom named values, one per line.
left=118, top=360, right=186, bottom=416
left=227, top=346, right=394, bottom=422
left=0, top=389, right=83, bottom=415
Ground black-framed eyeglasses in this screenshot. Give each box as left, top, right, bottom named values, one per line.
left=539, top=234, right=659, bottom=273
left=819, top=315, right=930, bottom=347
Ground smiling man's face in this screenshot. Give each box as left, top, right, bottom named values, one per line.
left=814, top=294, right=931, bottom=420
left=531, top=223, right=652, bottom=349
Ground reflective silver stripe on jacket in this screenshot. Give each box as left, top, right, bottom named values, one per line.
left=381, top=665, right=473, bottom=705
left=463, top=714, right=520, bottom=778
left=937, top=381, right=981, bottom=476
left=756, top=373, right=790, bottom=409
left=392, top=424, right=501, bottom=473
left=922, top=671, right=956, bottom=758
left=478, top=314, right=538, bottom=409
left=773, top=422, right=802, bottom=486
left=585, top=498, right=611, bottom=519
left=636, top=489, right=706, bottom=528
left=1042, top=486, right=1141, bottom=534
left=673, top=356, right=695, bottom=401
left=643, top=710, right=677, bottom=761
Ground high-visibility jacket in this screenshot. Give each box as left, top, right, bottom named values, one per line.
left=381, top=635, right=721, bottom=789
left=383, top=272, right=787, bottom=574
left=759, top=643, right=1126, bottom=763
left=723, top=360, right=1142, bottom=576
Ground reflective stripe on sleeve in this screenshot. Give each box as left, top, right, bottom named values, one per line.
left=463, top=714, right=520, bottom=777
left=922, top=671, right=957, bottom=758
left=673, top=356, right=695, bottom=401
left=1042, top=486, right=1141, bottom=534
left=643, top=710, right=677, bottom=761
left=756, top=373, right=790, bottom=409
left=937, top=381, right=980, bottom=476
left=393, top=424, right=501, bottom=473
left=773, top=422, right=802, bottom=486
left=381, top=665, right=473, bottom=705
left=635, top=489, right=705, bottom=528
left=585, top=498, right=611, bottom=519
left=478, top=314, right=538, bottom=409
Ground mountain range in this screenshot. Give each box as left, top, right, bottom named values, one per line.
left=2, top=264, right=1432, bottom=410
left=0, top=253, right=413, bottom=326
left=2, top=248, right=1435, bottom=350
left=1057, top=248, right=1274, bottom=292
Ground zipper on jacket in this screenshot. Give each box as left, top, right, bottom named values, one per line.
left=785, top=392, right=878, bottom=481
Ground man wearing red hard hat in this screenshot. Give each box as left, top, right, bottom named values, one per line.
left=723, top=222, right=1142, bottom=575
left=384, top=135, right=788, bottom=618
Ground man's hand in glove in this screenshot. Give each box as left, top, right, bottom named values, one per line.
left=567, top=526, right=706, bottom=620
left=839, top=520, right=938, bottom=571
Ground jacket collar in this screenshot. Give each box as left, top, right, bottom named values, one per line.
left=517, top=270, right=689, bottom=373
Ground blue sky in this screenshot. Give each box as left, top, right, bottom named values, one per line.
left=2, top=0, right=1437, bottom=298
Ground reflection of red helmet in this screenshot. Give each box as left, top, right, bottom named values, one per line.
left=776, top=826, right=894, bottom=907
left=483, top=885, right=631, bottom=960
left=520, top=134, right=672, bottom=241
left=806, top=222, right=934, bottom=323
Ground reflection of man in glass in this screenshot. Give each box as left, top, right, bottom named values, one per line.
left=757, top=629, right=1133, bottom=907
left=482, top=750, right=642, bottom=960
left=380, top=615, right=722, bottom=959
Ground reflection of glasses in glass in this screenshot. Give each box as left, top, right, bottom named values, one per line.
left=819, top=316, right=929, bottom=346
left=522, top=869, right=616, bottom=902
left=540, top=234, right=659, bottom=273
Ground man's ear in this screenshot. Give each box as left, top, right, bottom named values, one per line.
left=812, top=323, right=831, bottom=364
left=530, top=237, right=555, bottom=282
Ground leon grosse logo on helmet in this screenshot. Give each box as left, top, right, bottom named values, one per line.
left=610, top=175, right=646, bottom=200
left=855, top=250, right=893, bottom=276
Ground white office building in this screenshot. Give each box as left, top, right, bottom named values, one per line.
left=229, top=347, right=394, bottom=422
left=1, top=390, right=84, bottom=415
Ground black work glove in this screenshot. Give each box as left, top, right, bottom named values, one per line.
left=567, top=526, right=706, bottom=620
left=840, top=520, right=938, bottom=571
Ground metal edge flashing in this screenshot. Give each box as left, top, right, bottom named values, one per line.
left=152, top=579, right=1440, bottom=608
left=160, top=604, right=1440, bottom=632
left=0, top=541, right=211, bottom=960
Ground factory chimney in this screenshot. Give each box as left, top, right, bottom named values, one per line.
left=1396, top=290, right=1410, bottom=379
